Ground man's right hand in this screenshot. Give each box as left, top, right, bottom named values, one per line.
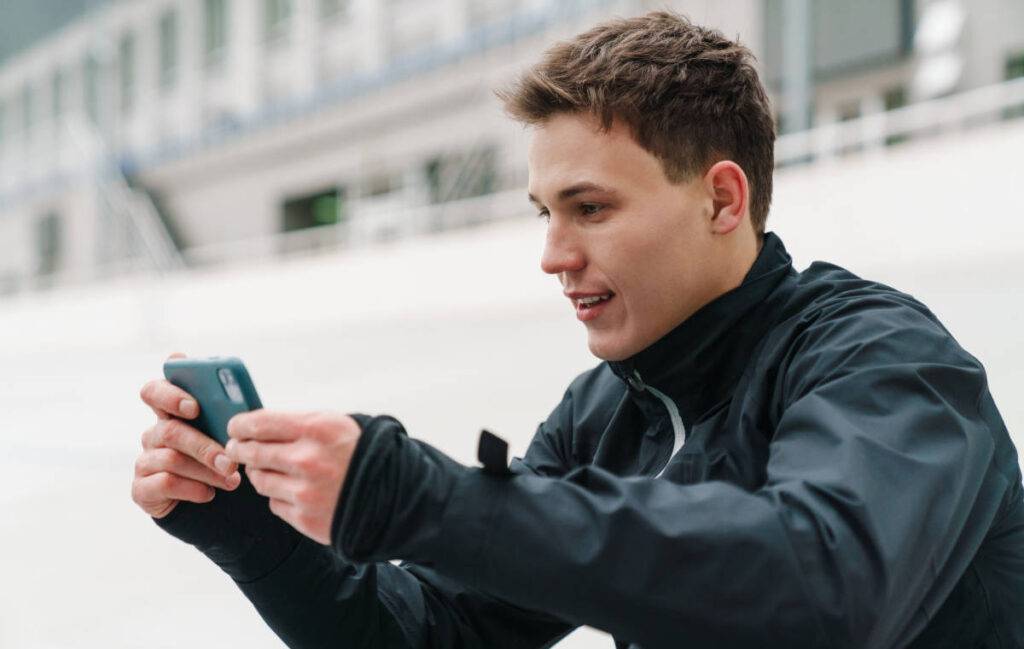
left=132, top=354, right=241, bottom=519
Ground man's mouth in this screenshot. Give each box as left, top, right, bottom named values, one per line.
left=571, top=292, right=615, bottom=322
left=576, top=293, right=614, bottom=310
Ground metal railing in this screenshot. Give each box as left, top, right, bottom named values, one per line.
left=775, top=75, right=1024, bottom=165
left=66, top=119, right=184, bottom=273
left=4, top=68, right=1023, bottom=289
left=183, top=187, right=529, bottom=267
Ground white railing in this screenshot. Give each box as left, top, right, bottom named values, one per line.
left=0, top=120, right=185, bottom=294
left=183, top=76, right=1024, bottom=267
left=64, top=119, right=185, bottom=272
left=6, top=75, right=1024, bottom=288
left=776, top=75, right=1024, bottom=165
left=183, top=187, right=530, bottom=267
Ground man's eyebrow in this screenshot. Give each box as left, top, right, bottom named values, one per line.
left=528, top=182, right=618, bottom=206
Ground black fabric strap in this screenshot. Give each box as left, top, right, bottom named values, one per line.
left=477, top=429, right=512, bottom=476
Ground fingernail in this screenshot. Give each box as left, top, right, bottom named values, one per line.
left=214, top=454, right=232, bottom=475
left=179, top=399, right=198, bottom=418
left=225, top=472, right=241, bottom=489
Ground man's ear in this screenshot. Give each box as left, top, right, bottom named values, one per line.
left=703, top=160, right=749, bottom=235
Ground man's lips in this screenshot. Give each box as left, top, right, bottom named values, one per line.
left=564, top=290, right=616, bottom=308
left=565, top=291, right=616, bottom=322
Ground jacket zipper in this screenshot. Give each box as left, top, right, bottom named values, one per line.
left=628, top=369, right=686, bottom=478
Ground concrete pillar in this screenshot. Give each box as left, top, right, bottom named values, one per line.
left=781, top=0, right=812, bottom=133
left=440, top=0, right=469, bottom=44
left=229, top=0, right=261, bottom=117
left=178, top=0, right=203, bottom=136
left=359, top=0, right=389, bottom=72
left=293, top=0, right=318, bottom=97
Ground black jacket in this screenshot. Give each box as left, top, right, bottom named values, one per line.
left=157, top=232, right=1024, bottom=648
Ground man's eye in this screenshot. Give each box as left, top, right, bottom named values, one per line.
left=536, top=209, right=550, bottom=221
left=580, top=203, right=603, bottom=216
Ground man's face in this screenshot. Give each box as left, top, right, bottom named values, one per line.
left=528, top=112, right=723, bottom=361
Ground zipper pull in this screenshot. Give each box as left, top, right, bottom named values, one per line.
left=627, top=369, right=646, bottom=392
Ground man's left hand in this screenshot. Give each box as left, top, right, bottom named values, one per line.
left=225, top=410, right=361, bottom=545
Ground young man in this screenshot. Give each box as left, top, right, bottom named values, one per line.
left=132, top=12, right=1024, bottom=649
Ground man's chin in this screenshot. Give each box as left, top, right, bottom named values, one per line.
left=587, top=333, right=633, bottom=362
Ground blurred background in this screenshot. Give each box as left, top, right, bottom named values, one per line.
left=0, top=0, right=1021, bottom=647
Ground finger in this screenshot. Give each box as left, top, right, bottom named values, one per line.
left=144, top=418, right=237, bottom=477
left=228, top=410, right=305, bottom=443
left=135, top=448, right=241, bottom=490
left=166, top=352, right=186, bottom=360
left=133, top=472, right=216, bottom=508
left=140, top=379, right=199, bottom=420
left=225, top=439, right=293, bottom=473
left=247, top=468, right=301, bottom=503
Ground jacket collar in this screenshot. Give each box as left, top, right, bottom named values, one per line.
left=608, top=231, right=795, bottom=427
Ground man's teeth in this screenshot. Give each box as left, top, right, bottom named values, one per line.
left=579, top=294, right=612, bottom=306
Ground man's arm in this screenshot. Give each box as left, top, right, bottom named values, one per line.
left=154, top=412, right=576, bottom=649
left=334, top=301, right=1014, bottom=649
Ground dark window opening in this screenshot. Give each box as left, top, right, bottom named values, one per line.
left=1005, top=51, right=1024, bottom=120
left=119, top=32, right=135, bottom=115
left=836, top=99, right=863, bottom=156
left=52, top=68, right=65, bottom=123
left=83, top=53, right=99, bottom=125
left=264, top=0, right=292, bottom=44
left=204, top=0, right=228, bottom=68
left=283, top=188, right=344, bottom=231
left=21, top=82, right=34, bottom=144
left=424, top=145, right=497, bottom=205
left=883, top=85, right=909, bottom=146
left=320, top=0, right=349, bottom=21
left=159, top=9, right=179, bottom=91
left=280, top=188, right=346, bottom=254
left=36, top=211, right=62, bottom=278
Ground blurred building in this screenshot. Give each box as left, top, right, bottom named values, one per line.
left=0, top=0, right=1022, bottom=292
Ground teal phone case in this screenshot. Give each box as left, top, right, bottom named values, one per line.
left=163, top=357, right=263, bottom=445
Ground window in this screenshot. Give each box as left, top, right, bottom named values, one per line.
left=320, top=0, right=348, bottom=20
left=51, top=68, right=65, bottom=124
left=283, top=189, right=343, bottom=230
left=883, top=85, right=908, bottom=145
left=119, top=32, right=135, bottom=115
left=159, top=9, right=179, bottom=90
left=835, top=99, right=863, bottom=156
left=280, top=188, right=346, bottom=254
left=467, top=0, right=519, bottom=28
left=424, top=146, right=497, bottom=204
left=83, top=53, right=100, bottom=125
left=264, top=0, right=292, bottom=43
left=1007, top=51, right=1024, bottom=80
left=36, top=212, right=63, bottom=277
left=1006, top=51, right=1024, bottom=120
left=21, top=82, right=34, bottom=143
left=204, top=0, right=228, bottom=67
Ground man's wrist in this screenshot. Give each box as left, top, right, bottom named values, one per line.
left=155, top=470, right=302, bottom=583
left=330, top=413, right=466, bottom=563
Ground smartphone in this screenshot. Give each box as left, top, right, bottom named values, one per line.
left=163, top=357, right=263, bottom=445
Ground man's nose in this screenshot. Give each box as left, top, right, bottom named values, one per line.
left=540, top=218, right=585, bottom=275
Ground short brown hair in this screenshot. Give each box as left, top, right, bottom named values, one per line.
left=498, top=11, right=775, bottom=234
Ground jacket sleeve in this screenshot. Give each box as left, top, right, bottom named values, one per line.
left=154, top=411, right=576, bottom=649
left=333, top=299, right=1008, bottom=649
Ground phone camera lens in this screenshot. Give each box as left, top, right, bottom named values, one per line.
left=218, top=368, right=245, bottom=404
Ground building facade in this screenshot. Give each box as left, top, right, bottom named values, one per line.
left=0, top=0, right=1021, bottom=291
